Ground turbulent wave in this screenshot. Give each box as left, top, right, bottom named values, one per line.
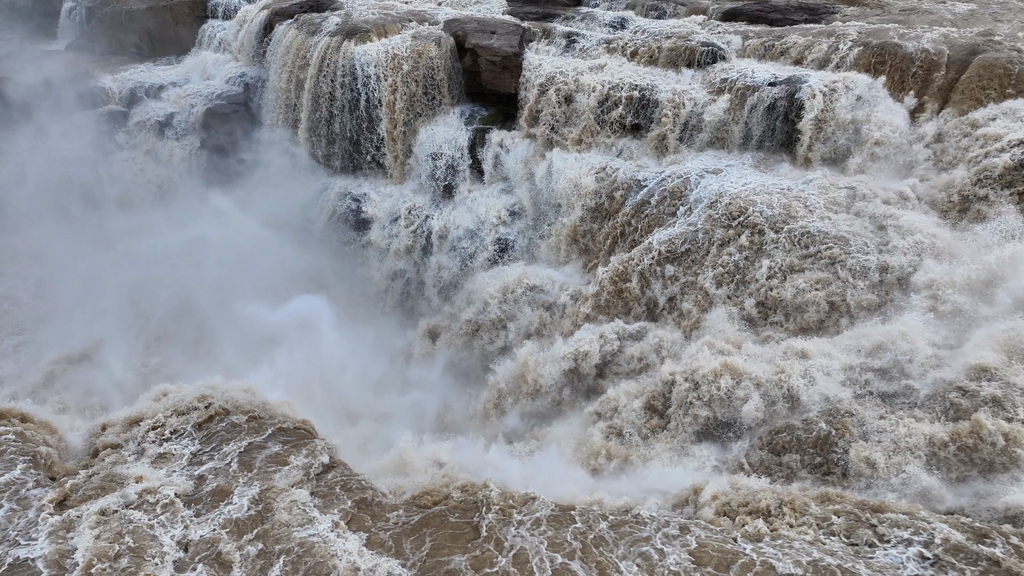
left=5, top=387, right=1024, bottom=574
left=518, top=51, right=918, bottom=173
left=5, top=0, right=1024, bottom=572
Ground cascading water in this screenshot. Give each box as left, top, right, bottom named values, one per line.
left=262, top=11, right=462, bottom=179
left=4, top=0, right=1024, bottom=573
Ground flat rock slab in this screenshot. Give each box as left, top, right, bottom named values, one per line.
left=504, top=0, right=582, bottom=23
left=507, top=0, right=583, bottom=8
left=718, top=1, right=840, bottom=26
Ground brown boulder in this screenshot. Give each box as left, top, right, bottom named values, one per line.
left=442, top=16, right=534, bottom=109
left=945, top=51, right=1024, bottom=115
left=66, top=0, right=208, bottom=59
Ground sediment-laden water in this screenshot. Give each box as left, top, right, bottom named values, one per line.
left=3, top=0, right=1024, bottom=573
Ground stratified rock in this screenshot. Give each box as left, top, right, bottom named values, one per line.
left=442, top=16, right=534, bottom=111
left=508, top=0, right=582, bottom=8
left=717, top=1, right=839, bottom=27
left=261, top=0, right=339, bottom=39
left=738, top=26, right=1024, bottom=117
left=66, top=0, right=209, bottom=59
left=503, top=6, right=567, bottom=22
left=945, top=51, right=1024, bottom=115
left=504, top=0, right=582, bottom=22
left=0, top=0, right=63, bottom=36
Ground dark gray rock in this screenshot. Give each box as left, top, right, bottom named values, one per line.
left=332, top=190, right=373, bottom=237
left=66, top=0, right=209, bottom=59
left=504, top=0, right=582, bottom=23
left=94, top=104, right=130, bottom=130
left=503, top=6, right=572, bottom=23
left=741, top=74, right=807, bottom=154
left=717, top=1, right=839, bottom=27
left=692, top=40, right=729, bottom=68
left=442, top=16, right=535, bottom=111
left=508, top=0, right=582, bottom=8
left=200, top=81, right=261, bottom=182
left=201, top=101, right=256, bottom=177
left=468, top=107, right=512, bottom=178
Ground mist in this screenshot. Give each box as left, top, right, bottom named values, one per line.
left=0, top=30, right=435, bottom=456
left=0, top=23, right=672, bottom=501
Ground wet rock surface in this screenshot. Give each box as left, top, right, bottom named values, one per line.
left=442, top=16, right=534, bottom=111
left=717, top=0, right=840, bottom=26
left=66, top=0, right=209, bottom=58
left=200, top=89, right=259, bottom=181
left=508, top=0, right=584, bottom=8
left=504, top=0, right=581, bottom=22
left=262, top=0, right=340, bottom=39
left=945, top=50, right=1024, bottom=115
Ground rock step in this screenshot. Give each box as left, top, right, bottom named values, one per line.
left=66, top=0, right=209, bottom=59
left=443, top=16, right=535, bottom=114
left=715, top=1, right=841, bottom=27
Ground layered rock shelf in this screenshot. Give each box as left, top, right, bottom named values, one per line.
left=66, top=0, right=210, bottom=58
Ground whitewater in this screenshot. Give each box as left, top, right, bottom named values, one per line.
left=2, top=0, right=1024, bottom=573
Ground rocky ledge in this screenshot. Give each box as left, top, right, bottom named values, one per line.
left=442, top=16, right=535, bottom=113
left=716, top=1, right=841, bottom=27
left=66, top=0, right=209, bottom=59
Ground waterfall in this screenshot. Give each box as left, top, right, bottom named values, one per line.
left=4, top=0, right=1024, bottom=572
left=263, top=11, right=462, bottom=180
left=520, top=50, right=915, bottom=172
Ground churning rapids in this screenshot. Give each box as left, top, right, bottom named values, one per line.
left=3, top=0, right=1024, bottom=573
